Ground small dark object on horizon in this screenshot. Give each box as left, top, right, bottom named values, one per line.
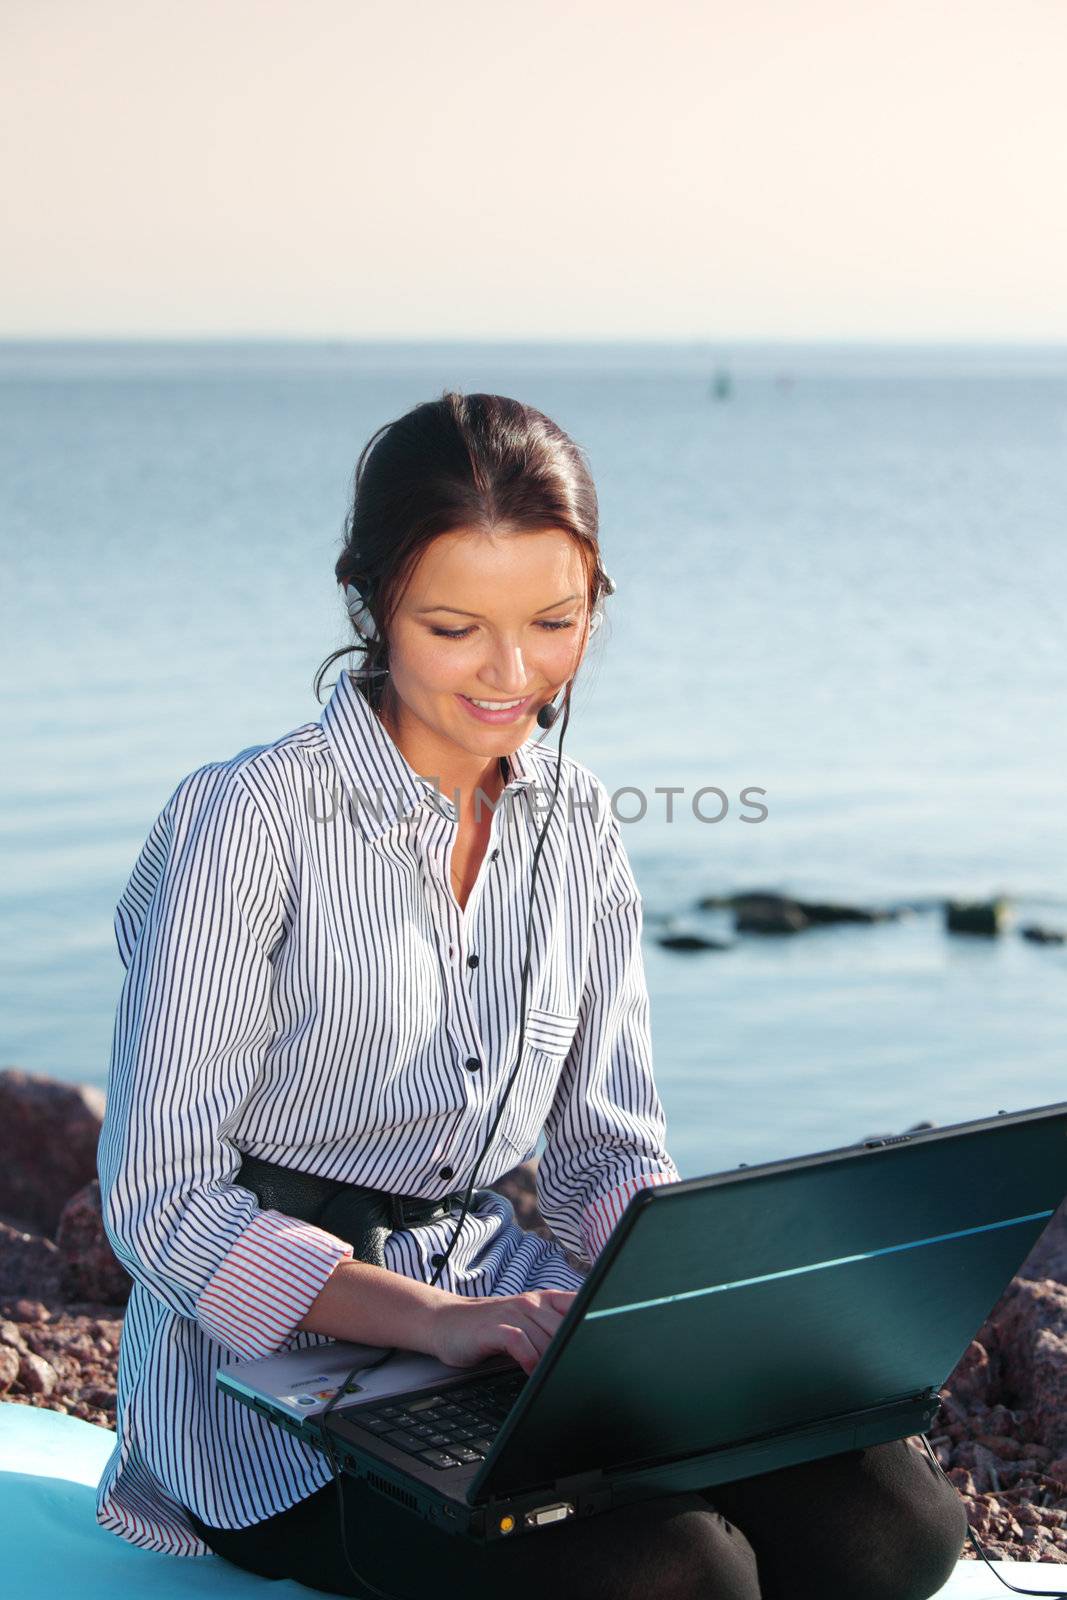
left=1021, top=925, right=1067, bottom=946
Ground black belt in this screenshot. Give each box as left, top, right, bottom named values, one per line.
left=235, top=1151, right=472, bottom=1270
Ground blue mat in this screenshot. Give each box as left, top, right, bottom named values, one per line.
left=0, top=1400, right=1061, bottom=1597
left=0, top=1401, right=315, bottom=1597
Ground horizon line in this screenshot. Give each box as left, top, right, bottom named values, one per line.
left=3, top=333, right=1067, bottom=350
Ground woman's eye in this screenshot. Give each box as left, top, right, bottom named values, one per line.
left=429, top=618, right=576, bottom=640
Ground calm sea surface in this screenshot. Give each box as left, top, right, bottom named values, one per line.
left=1, top=340, right=1065, bottom=1178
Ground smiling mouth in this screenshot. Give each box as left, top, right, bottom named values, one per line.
left=462, top=695, right=529, bottom=710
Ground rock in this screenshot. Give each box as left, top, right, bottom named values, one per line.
left=0, top=1320, right=28, bottom=1353
left=491, top=1160, right=548, bottom=1234
left=792, top=899, right=899, bottom=925
left=0, top=1069, right=105, bottom=1235
left=491, top=1160, right=588, bottom=1274
left=954, top=1440, right=1003, bottom=1493
left=0, top=1220, right=61, bottom=1302
left=56, top=1181, right=131, bottom=1307
left=995, top=1281, right=1067, bottom=1455
left=8, top=1299, right=50, bottom=1324
left=975, top=1433, right=1027, bottom=1460
left=657, top=932, right=731, bottom=952
left=948, top=1337, right=999, bottom=1408
left=733, top=894, right=810, bottom=934
left=17, top=1351, right=58, bottom=1397
left=699, top=891, right=898, bottom=927
left=0, top=1345, right=19, bottom=1393
left=1018, top=1195, right=1067, bottom=1284
left=0, top=1302, right=121, bottom=1428
left=944, top=898, right=1009, bottom=936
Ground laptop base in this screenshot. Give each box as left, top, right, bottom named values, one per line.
left=312, top=1388, right=942, bottom=1542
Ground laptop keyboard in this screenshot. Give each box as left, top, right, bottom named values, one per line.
left=345, top=1367, right=526, bottom=1470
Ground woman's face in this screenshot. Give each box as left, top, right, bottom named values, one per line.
left=381, top=527, right=591, bottom=760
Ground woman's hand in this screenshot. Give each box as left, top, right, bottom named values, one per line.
left=428, top=1288, right=577, bottom=1377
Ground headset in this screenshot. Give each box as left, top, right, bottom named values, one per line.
left=312, top=568, right=614, bottom=1599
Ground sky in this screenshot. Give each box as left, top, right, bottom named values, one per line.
left=3, top=0, right=1066, bottom=341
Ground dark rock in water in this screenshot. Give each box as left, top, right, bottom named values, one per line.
left=57, top=1181, right=131, bottom=1307
left=699, top=891, right=898, bottom=926
left=793, top=899, right=899, bottom=925
left=733, top=893, right=810, bottom=934
left=699, top=886, right=792, bottom=911
left=0, top=1069, right=105, bottom=1235
left=945, top=898, right=1009, bottom=937
left=1020, top=925, right=1067, bottom=946
left=657, top=932, right=732, bottom=952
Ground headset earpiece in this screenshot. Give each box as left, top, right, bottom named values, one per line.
left=588, top=568, right=615, bottom=636
left=343, top=580, right=380, bottom=642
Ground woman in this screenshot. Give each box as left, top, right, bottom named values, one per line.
left=96, top=392, right=967, bottom=1599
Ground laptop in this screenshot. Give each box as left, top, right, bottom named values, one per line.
left=216, top=1099, right=1067, bottom=1543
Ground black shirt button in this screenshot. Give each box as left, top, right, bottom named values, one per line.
left=439, top=1165, right=454, bottom=1180
left=431, top=1252, right=445, bottom=1268
left=464, top=1056, right=481, bottom=1072
left=490, top=848, right=500, bottom=862
left=467, top=952, right=479, bottom=969
left=448, top=945, right=455, bottom=958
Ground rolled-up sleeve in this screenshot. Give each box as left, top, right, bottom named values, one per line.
left=536, top=792, right=680, bottom=1265
left=98, top=761, right=354, bottom=1363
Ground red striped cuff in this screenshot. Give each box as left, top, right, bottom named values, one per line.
left=580, top=1169, right=679, bottom=1260
left=195, top=1207, right=354, bottom=1361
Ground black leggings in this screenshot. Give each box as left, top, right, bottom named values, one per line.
left=185, top=1435, right=968, bottom=1600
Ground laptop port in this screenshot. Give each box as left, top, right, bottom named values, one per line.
left=524, top=1501, right=574, bottom=1528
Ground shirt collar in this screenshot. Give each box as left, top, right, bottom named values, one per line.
left=321, top=667, right=539, bottom=843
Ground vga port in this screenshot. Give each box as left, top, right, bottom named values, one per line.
left=524, top=1501, right=574, bottom=1528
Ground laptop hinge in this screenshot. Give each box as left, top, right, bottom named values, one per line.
left=554, top=1467, right=607, bottom=1495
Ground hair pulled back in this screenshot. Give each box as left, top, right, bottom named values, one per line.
left=312, top=390, right=610, bottom=710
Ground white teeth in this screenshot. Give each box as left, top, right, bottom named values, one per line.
left=465, top=696, right=525, bottom=710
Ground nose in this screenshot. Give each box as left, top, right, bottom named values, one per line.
left=479, top=638, right=530, bottom=697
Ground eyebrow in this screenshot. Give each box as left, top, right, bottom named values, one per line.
left=417, top=593, right=580, bottom=618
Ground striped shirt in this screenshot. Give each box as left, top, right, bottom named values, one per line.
left=95, top=665, right=680, bottom=1555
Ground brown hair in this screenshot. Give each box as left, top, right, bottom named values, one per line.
left=312, top=390, right=611, bottom=711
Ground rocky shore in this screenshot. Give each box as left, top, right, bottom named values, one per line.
left=3, top=1067, right=1067, bottom=1563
